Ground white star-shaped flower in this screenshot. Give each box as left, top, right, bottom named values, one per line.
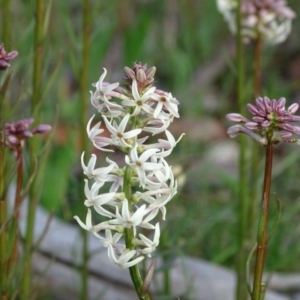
left=81, top=152, right=117, bottom=182
left=110, top=199, right=147, bottom=231
left=102, top=114, right=142, bottom=148
left=86, top=115, right=113, bottom=152
left=107, top=244, right=144, bottom=268
left=151, top=91, right=179, bottom=118
left=101, top=229, right=124, bottom=254
left=83, top=180, right=123, bottom=218
left=139, top=223, right=160, bottom=257
left=93, top=68, right=119, bottom=101
left=155, top=131, right=185, bottom=157
left=121, top=80, right=155, bottom=116
left=125, top=145, right=162, bottom=187
left=74, top=209, right=117, bottom=238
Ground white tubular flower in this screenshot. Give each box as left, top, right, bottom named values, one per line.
left=141, top=131, right=185, bottom=158
left=83, top=180, right=124, bottom=219
left=143, top=110, right=176, bottom=136
left=138, top=223, right=160, bottom=257
left=151, top=91, right=180, bottom=119
left=91, top=69, right=125, bottom=118
left=122, top=80, right=155, bottom=116
left=125, top=145, right=162, bottom=188
left=101, top=229, right=124, bottom=254
left=107, top=244, right=144, bottom=268
left=93, top=68, right=119, bottom=101
left=139, top=206, right=157, bottom=229
left=81, top=152, right=117, bottom=181
left=86, top=115, right=113, bottom=152
left=74, top=209, right=116, bottom=239
left=107, top=174, right=124, bottom=193
left=86, top=115, right=104, bottom=140
left=110, top=199, right=147, bottom=231
left=146, top=156, right=172, bottom=186
left=145, top=173, right=177, bottom=220
left=103, top=114, right=142, bottom=148
left=143, top=118, right=171, bottom=135
left=74, top=208, right=94, bottom=231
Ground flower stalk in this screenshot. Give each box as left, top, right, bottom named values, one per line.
left=248, top=24, right=263, bottom=249
left=22, top=1, right=45, bottom=297
left=3, top=118, right=51, bottom=298
left=251, top=141, right=273, bottom=300
left=235, top=0, right=249, bottom=298
left=79, top=0, right=91, bottom=299
left=0, top=43, right=18, bottom=298
left=7, top=147, right=23, bottom=273
left=1, top=0, right=11, bottom=48
left=123, top=166, right=151, bottom=300
left=0, top=200, right=8, bottom=296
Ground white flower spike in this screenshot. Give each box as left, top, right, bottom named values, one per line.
left=75, top=63, right=183, bottom=271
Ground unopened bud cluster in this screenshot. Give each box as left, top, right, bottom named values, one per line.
left=216, top=0, right=295, bottom=44
left=4, top=118, right=51, bottom=153
left=226, top=96, right=300, bottom=144
left=75, top=63, right=183, bottom=268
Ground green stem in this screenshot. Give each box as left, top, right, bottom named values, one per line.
left=1, top=0, right=11, bottom=48
left=7, top=148, right=23, bottom=276
left=0, top=200, right=7, bottom=296
left=79, top=0, right=91, bottom=299
left=31, top=0, right=44, bottom=116
left=249, top=34, right=262, bottom=240
left=22, top=1, right=45, bottom=298
left=123, top=167, right=151, bottom=300
left=253, top=35, right=262, bottom=98
left=161, top=230, right=170, bottom=296
left=251, top=142, right=273, bottom=300
left=235, top=0, right=249, bottom=298
left=0, top=62, right=7, bottom=298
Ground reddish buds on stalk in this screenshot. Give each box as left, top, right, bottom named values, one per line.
left=4, top=118, right=51, bottom=152
left=0, top=44, right=18, bottom=70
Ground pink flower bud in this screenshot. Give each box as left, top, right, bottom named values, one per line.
left=31, top=124, right=52, bottom=134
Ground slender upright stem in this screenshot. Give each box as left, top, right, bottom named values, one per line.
left=7, top=148, right=23, bottom=273
left=22, top=1, right=44, bottom=298
left=31, top=0, right=44, bottom=115
left=253, top=36, right=262, bottom=98
left=79, top=1, right=91, bottom=299
left=0, top=200, right=7, bottom=295
left=251, top=142, right=273, bottom=300
left=160, top=230, right=170, bottom=296
left=123, top=166, right=151, bottom=300
left=0, top=67, right=8, bottom=299
left=235, top=0, right=249, bottom=299
left=1, top=0, right=11, bottom=48
left=249, top=34, right=262, bottom=235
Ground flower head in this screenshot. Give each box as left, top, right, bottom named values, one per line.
left=4, top=118, right=51, bottom=152
left=226, top=96, right=300, bottom=144
left=216, top=0, right=295, bottom=44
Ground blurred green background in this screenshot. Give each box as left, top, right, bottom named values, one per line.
left=3, top=0, right=300, bottom=278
